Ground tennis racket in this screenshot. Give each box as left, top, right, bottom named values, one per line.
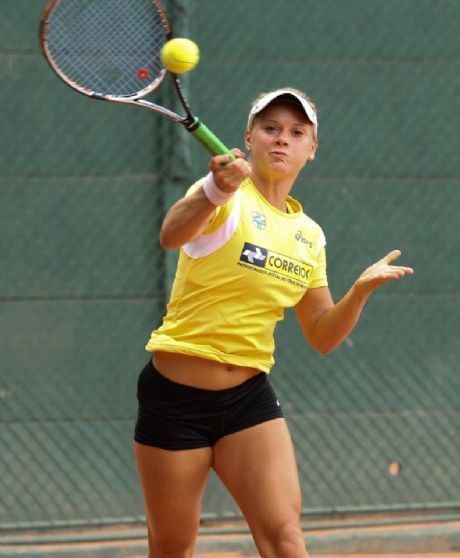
left=39, top=0, right=233, bottom=157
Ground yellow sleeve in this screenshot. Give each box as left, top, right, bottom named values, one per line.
left=185, top=178, right=235, bottom=234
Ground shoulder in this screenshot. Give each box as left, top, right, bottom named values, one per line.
left=301, top=211, right=325, bottom=235
left=287, top=193, right=325, bottom=237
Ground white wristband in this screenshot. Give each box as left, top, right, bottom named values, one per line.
left=202, top=172, right=235, bottom=206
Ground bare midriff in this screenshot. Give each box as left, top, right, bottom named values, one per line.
left=153, top=351, right=262, bottom=391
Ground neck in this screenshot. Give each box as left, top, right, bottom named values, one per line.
left=250, top=171, right=297, bottom=212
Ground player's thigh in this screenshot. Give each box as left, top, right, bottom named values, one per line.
left=212, top=418, right=302, bottom=534
left=134, top=442, right=212, bottom=545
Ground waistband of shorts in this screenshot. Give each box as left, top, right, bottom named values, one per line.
left=147, top=359, right=267, bottom=398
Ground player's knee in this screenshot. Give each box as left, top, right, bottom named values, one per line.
left=268, top=522, right=306, bottom=558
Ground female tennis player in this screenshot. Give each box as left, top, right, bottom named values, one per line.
left=134, top=87, right=414, bottom=558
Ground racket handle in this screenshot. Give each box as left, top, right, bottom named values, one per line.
left=187, top=119, right=236, bottom=159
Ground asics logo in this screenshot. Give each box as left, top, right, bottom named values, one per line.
left=295, top=230, right=313, bottom=248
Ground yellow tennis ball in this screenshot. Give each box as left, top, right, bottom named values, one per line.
left=160, top=38, right=200, bottom=74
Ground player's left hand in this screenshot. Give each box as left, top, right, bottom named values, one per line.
left=354, top=250, right=414, bottom=296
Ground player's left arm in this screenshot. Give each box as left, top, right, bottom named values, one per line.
left=295, top=250, right=414, bottom=354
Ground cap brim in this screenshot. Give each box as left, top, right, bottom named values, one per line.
left=247, top=89, right=318, bottom=134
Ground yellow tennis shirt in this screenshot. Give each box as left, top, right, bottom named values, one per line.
left=146, top=178, right=328, bottom=373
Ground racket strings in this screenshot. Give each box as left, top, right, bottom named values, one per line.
left=45, top=0, right=167, bottom=97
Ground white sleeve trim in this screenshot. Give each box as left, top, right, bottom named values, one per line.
left=183, top=191, right=241, bottom=259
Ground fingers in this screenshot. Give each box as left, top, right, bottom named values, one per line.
left=231, top=148, right=245, bottom=158
left=382, top=249, right=401, bottom=264
left=211, top=153, right=234, bottom=167
left=355, top=253, right=414, bottom=297
left=392, top=266, right=414, bottom=275
left=380, top=250, right=414, bottom=276
left=210, top=148, right=245, bottom=168
left=209, top=148, right=251, bottom=193
left=375, top=263, right=414, bottom=282
left=385, top=267, right=412, bottom=279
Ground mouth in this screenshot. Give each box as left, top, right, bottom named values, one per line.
left=270, top=151, right=287, bottom=158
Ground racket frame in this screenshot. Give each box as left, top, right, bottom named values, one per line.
left=39, top=0, right=233, bottom=156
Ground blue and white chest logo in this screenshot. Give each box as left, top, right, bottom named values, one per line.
left=240, top=242, right=267, bottom=267
left=238, top=241, right=312, bottom=289
left=251, top=211, right=267, bottom=230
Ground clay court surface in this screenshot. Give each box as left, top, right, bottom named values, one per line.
left=4, top=517, right=460, bottom=557
left=195, top=548, right=460, bottom=557
left=198, top=552, right=460, bottom=558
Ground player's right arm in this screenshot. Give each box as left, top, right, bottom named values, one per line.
left=159, top=186, right=217, bottom=249
left=159, top=150, right=250, bottom=249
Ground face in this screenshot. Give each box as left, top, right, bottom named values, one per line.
left=245, top=102, right=317, bottom=180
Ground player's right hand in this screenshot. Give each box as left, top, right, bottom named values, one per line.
left=209, top=148, right=252, bottom=193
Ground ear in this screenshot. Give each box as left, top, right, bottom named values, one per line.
left=308, top=140, right=318, bottom=161
left=244, top=129, right=251, bottom=150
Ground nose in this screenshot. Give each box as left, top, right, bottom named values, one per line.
left=275, top=131, right=289, bottom=146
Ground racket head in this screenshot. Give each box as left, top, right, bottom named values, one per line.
left=40, top=0, right=171, bottom=100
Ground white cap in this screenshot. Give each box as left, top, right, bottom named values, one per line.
left=247, top=89, right=318, bottom=135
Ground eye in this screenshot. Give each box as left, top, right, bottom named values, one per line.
left=292, top=129, right=305, bottom=137
left=264, top=125, right=277, bottom=132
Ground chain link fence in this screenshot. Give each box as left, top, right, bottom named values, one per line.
left=1, top=0, right=459, bottom=532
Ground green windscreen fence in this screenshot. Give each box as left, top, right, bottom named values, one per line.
left=1, top=0, right=459, bottom=530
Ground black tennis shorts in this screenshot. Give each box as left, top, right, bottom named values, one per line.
left=134, top=360, right=284, bottom=451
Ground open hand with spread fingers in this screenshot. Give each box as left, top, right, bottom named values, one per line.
left=354, top=250, right=414, bottom=297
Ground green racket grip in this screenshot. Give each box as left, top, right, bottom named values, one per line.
left=187, top=118, right=236, bottom=159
